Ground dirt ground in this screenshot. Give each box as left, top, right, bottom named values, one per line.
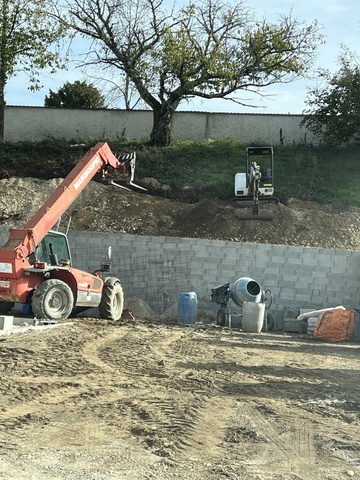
left=0, top=177, right=359, bottom=479
left=0, top=319, right=359, bottom=480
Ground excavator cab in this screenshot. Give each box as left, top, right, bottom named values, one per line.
left=235, top=147, right=275, bottom=198
left=246, top=146, right=274, bottom=195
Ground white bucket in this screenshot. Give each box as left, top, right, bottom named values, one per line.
left=242, top=302, right=265, bottom=333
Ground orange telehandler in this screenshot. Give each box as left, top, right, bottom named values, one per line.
left=0, top=142, right=143, bottom=321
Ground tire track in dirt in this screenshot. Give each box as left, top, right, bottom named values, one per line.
left=124, top=327, right=239, bottom=461
left=226, top=400, right=317, bottom=478
left=0, top=327, right=132, bottom=432
left=81, top=327, right=129, bottom=372
left=79, top=324, right=235, bottom=460
left=1, top=320, right=360, bottom=479
left=0, top=381, right=91, bottom=428
left=175, top=393, right=234, bottom=462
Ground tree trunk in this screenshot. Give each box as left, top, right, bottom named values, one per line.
left=150, top=105, right=174, bottom=146
left=0, top=82, right=5, bottom=143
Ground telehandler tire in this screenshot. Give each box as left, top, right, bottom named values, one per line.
left=32, top=279, right=74, bottom=320
left=98, top=277, right=124, bottom=321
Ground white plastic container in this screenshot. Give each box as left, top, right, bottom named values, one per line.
left=307, top=316, right=318, bottom=335
left=242, top=302, right=265, bottom=333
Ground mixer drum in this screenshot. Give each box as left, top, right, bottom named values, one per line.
left=231, top=277, right=262, bottom=307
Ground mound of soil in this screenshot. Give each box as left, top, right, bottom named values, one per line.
left=1, top=176, right=360, bottom=251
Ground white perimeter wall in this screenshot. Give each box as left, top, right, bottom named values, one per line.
left=4, top=107, right=315, bottom=145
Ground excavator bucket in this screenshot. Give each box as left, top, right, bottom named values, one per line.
left=236, top=206, right=273, bottom=221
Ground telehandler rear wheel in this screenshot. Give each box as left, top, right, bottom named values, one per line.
left=32, top=279, right=74, bottom=320
left=98, top=277, right=124, bottom=321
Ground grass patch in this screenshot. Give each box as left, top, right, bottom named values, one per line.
left=0, top=138, right=360, bottom=206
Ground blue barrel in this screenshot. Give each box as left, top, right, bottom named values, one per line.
left=177, top=292, right=197, bottom=325
left=22, top=303, right=32, bottom=315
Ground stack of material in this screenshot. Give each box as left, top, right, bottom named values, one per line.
left=0, top=315, right=13, bottom=335
left=297, top=306, right=346, bottom=339
left=284, top=318, right=305, bottom=333
left=314, top=309, right=355, bottom=342
left=353, top=310, right=360, bottom=341
left=283, top=308, right=305, bottom=333
left=307, top=317, right=318, bottom=335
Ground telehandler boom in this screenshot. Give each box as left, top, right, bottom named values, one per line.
left=0, top=142, right=142, bottom=321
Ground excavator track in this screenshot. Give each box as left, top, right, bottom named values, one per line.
left=232, top=196, right=280, bottom=207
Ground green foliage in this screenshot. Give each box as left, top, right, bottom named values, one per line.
left=274, top=146, right=328, bottom=202
left=44, top=81, right=106, bottom=109
left=0, top=0, right=68, bottom=142
left=302, top=48, right=360, bottom=145
left=0, top=0, right=67, bottom=90
left=125, top=138, right=242, bottom=197
left=0, top=139, right=86, bottom=178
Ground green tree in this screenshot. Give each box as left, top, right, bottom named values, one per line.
left=56, top=0, right=323, bottom=146
left=302, top=49, right=360, bottom=146
left=0, top=0, right=67, bottom=141
left=45, top=80, right=106, bottom=108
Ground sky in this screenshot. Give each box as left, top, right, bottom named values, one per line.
left=5, top=0, right=359, bottom=115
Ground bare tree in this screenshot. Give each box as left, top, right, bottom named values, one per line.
left=82, top=69, right=145, bottom=110
left=54, top=0, right=323, bottom=146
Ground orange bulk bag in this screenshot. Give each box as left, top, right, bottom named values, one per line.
left=314, top=309, right=355, bottom=342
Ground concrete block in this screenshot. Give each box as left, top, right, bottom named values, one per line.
left=12, top=316, right=32, bottom=326
left=295, top=294, right=311, bottom=302
left=286, top=257, right=304, bottom=266
left=263, top=267, right=281, bottom=277
left=309, top=278, right=329, bottom=289
left=0, top=315, right=13, bottom=334
left=284, top=318, right=306, bottom=333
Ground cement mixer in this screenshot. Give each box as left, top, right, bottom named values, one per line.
left=210, top=277, right=273, bottom=329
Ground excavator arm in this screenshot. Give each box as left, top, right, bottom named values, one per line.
left=248, top=161, right=261, bottom=216
left=2, top=142, right=142, bottom=259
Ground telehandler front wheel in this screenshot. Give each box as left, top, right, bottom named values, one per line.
left=32, top=279, right=74, bottom=320
left=98, top=277, right=124, bottom=321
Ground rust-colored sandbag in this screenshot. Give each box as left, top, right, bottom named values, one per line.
left=314, top=309, right=355, bottom=342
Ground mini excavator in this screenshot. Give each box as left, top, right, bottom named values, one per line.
left=234, top=146, right=279, bottom=220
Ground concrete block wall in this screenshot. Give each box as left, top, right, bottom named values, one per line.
left=1, top=226, right=359, bottom=320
